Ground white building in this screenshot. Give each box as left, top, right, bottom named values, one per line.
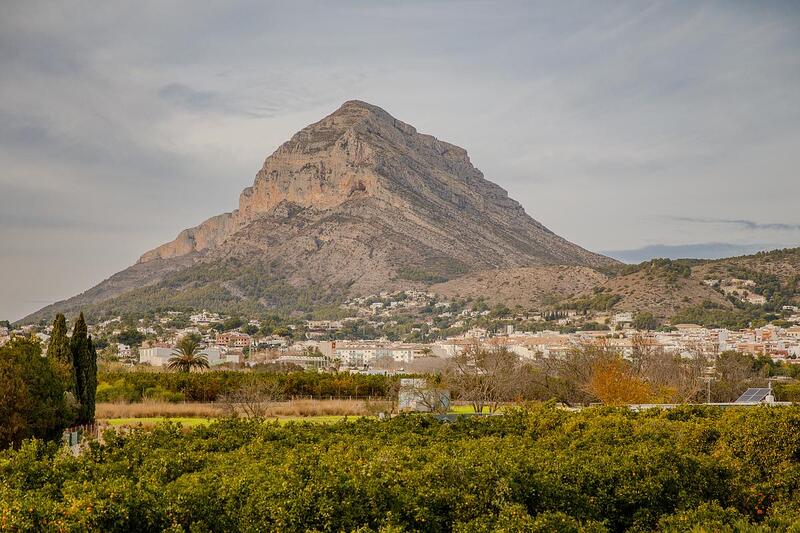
left=189, top=310, right=221, bottom=325
left=139, top=347, right=173, bottom=367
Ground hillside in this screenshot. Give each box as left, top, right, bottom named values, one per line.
left=431, top=249, right=800, bottom=324
left=560, top=250, right=800, bottom=324
left=578, top=261, right=732, bottom=319
left=430, top=265, right=609, bottom=309
left=22, top=101, right=614, bottom=323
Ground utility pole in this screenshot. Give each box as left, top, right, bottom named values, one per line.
left=702, top=365, right=716, bottom=404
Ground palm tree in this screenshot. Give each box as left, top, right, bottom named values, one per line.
left=168, top=337, right=210, bottom=373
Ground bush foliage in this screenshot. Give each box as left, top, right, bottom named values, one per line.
left=3, top=405, right=800, bottom=531
left=96, top=370, right=396, bottom=402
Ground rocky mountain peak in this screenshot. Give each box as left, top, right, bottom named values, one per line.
left=137, top=100, right=612, bottom=278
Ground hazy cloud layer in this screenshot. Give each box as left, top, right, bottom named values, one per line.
left=604, top=243, right=781, bottom=264
left=1, top=1, right=799, bottom=320
left=666, top=217, right=800, bottom=232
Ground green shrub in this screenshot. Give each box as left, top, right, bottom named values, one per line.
left=0, top=338, right=73, bottom=448
left=142, top=386, right=185, bottom=403
left=96, top=379, right=138, bottom=403
left=96, top=370, right=396, bottom=402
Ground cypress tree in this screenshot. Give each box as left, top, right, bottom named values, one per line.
left=46, top=313, right=71, bottom=365
left=47, top=313, right=75, bottom=397
left=85, top=335, right=98, bottom=422
left=69, top=313, right=97, bottom=424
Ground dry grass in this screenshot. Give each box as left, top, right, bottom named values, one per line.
left=96, top=401, right=223, bottom=419
left=96, top=399, right=391, bottom=419
left=264, top=399, right=389, bottom=417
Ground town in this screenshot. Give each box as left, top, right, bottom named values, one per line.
left=5, top=288, right=800, bottom=374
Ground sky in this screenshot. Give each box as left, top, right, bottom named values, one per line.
left=1, top=1, right=799, bottom=321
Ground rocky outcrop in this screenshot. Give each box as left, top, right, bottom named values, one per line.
left=138, top=212, right=236, bottom=263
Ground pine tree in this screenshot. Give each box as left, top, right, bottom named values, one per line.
left=69, top=313, right=97, bottom=424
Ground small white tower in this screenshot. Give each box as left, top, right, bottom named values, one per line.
left=765, top=381, right=775, bottom=404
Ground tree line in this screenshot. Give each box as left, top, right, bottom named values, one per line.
left=96, top=369, right=396, bottom=403
left=93, top=340, right=793, bottom=410
left=426, top=339, right=787, bottom=412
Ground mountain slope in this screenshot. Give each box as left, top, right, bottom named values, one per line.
left=430, top=266, right=609, bottom=308
left=23, top=101, right=614, bottom=323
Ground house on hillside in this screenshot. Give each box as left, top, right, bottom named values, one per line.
left=214, top=332, right=252, bottom=348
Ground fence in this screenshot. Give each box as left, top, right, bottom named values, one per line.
left=62, top=423, right=105, bottom=454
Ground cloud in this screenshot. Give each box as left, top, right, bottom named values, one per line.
left=158, top=82, right=272, bottom=118
left=0, top=1, right=799, bottom=320
left=667, top=216, right=800, bottom=232
left=603, top=243, right=782, bottom=264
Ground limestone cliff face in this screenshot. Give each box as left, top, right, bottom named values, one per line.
left=138, top=213, right=236, bottom=263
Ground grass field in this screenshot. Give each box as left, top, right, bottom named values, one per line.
left=449, top=404, right=492, bottom=414
left=96, top=399, right=388, bottom=419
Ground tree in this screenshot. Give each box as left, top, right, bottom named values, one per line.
left=70, top=313, right=98, bottom=424
left=587, top=357, right=654, bottom=405
left=401, top=375, right=450, bottom=413
left=630, top=335, right=705, bottom=403
left=241, top=324, right=259, bottom=336
left=633, top=311, right=658, bottom=331
left=116, top=327, right=145, bottom=347
left=712, top=351, right=761, bottom=402
left=447, top=344, right=522, bottom=413
left=221, top=377, right=283, bottom=420
left=46, top=313, right=71, bottom=364
left=0, top=337, right=72, bottom=448
left=222, top=316, right=244, bottom=331
left=529, top=341, right=614, bottom=406
left=46, top=313, right=75, bottom=394
left=168, top=337, right=210, bottom=373
left=85, top=336, right=98, bottom=422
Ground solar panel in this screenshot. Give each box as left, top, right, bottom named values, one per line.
left=734, top=388, right=771, bottom=403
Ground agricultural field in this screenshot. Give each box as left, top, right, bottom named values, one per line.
left=4, top=404, right=800, bottom=531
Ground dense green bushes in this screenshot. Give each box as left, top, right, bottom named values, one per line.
left=671, top=301, right=773, bottom=330
left=0, top=338, right=73, bottom=448
left=3, top=405, right=800, bottom=531
left=96, top=370, right=396, bottom=402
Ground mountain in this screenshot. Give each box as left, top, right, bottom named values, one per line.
left=23, top=100, right=615, bottom=323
